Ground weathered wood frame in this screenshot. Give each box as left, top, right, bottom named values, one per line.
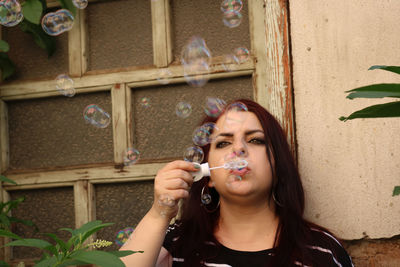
left=0, top=0, right=293, bottom=263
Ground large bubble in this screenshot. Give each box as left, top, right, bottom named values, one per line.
left=175, top=102, right=192, bottom=118
left=55, top=74, right=75, bottom=97
left=192, top=122, right=218, bottom=146
left=183, top=146, right=204, bottom=164
left=0, top=0, right=23, bottom=27
left=222, top=10, right=243, bottom=28
left=183, top=59, right=210, bottom=87
left=204, top=97, right=226, bottom=118
left=83, top=104, right=111, bottom=128
left=72, top=0, right=88, bottom=9
left=233, top=47, right=250, bottom=64
left=41, top=9, right=74, bottom=36
left=220, top=0, right=243, bottom=13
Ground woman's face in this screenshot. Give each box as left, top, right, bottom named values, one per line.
left=208, top=110, right=274, bottom=203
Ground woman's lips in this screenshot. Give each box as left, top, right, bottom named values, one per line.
left=229, top=167, right=250, bottom=176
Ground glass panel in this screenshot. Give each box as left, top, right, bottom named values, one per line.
left=132, top=76, right=253, bottom=160
left=7, top=92, right=113, bottom=170
left=87, top=0, right=153, bottom=71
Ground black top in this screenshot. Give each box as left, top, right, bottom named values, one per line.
left=163, top=222, right=354, bottom=267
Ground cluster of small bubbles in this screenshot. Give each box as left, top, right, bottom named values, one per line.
left=55, top=74, right=75, bottom=97
left=183, top=146, right=204, bottom=164
left=124, top=148, right=140, bottom=166
left=223, top=151, right=248, bottom=170
left=140, top=97, right=150, bottom=108
left=181, top=36, right=211, bottom=87
left=83, top=104, right=111, bottom=128
left=115, top=227, right=134, bottom=246
left=72, top=0, right=88, bottom=9
left=204, top=97, right=226, bottom=118
left=41, top=9, right=74, bottom=36
left=157, top=68, right=172, bottom=85
left=0, top=0, right=23, bottom=27
left=233, top=47, right=250, bottom=64
left=221, top=0, right=243, bottom=28
left=192, top=122, right=218, bottom=146
left=175, top=101, right=192, bottom=118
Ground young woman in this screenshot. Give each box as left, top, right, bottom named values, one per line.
left=121, top=99, right=354, bottom=267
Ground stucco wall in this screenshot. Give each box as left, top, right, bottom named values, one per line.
left=289, top=0, right=400, bottom=240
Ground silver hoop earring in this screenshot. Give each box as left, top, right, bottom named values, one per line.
left=201, top=185, right=220, bottom=213
left=272, top=191, right=283, bottom=207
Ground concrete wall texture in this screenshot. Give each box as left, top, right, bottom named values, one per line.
left=289, top=0, right=400, bottom=265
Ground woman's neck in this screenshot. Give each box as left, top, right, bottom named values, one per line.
left=214, top=199, right=279, bottom=251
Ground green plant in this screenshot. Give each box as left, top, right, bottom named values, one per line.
left=0, top=220, right=141, bottom=267
left=339, top=65, right=400, bottom=196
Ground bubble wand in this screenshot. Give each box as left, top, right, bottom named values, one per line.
left=192, top=159, right=248, bottom=182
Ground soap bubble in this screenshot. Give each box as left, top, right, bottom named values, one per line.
left=115, top=227, right=134, bottom=246
left=181, top=36, right=211, bottom=66
left=72, top=0, right=88, bottom=9
left=221, top=54, right=236, bottom=72
left=157, top=68, right=172, bottom=85
left=224, top=151, right=248, bottom=170
left=204, top=97, right=226, bottom=118
left=183, top=146, right=204, bottom=164
left=226, top=102, right=248, bottom=112
left=220, top=0, right=243, bottom=13
left=233, top=47, right=250, bottom=64
left=175, top=102, right=192, bottom=118
left=183, top=60, right=210, bottom=87
left=0, top=0, right=23, bottom=27
left=222, top=10, right=242, bottom=28
left=140, top=97, right=150, bottom=108
left=83, top=104, right=111, bottom=128
left=55, top=74, right=75, bottom=97
left=41, top=9, right=74, bottom=36
left=192, top=122, right=218, bottom=146
left=201, top=192, right=212, bottom=205
left=124, top=148, right=140, bottom=166
left=223, top=102, right=249, bottom=129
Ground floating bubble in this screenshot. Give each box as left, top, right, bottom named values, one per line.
left=72, top=0, right=88, bottom=9
left=0, top=0, right=23, bottom=27
left=183, top=146, right=204, bottom=164
left=83, top=104, right=111, bottom=128
left=181, top=36, right=212, bottom=66
left=41, top=9, right=74, bottom=36
left=220, top=0, right=243, bottom=13
left=204, top=97, right=226, bottom=118
left=224, top=151, right=248, bottom=170
left=183, top=60, right=210, bottom=87
left=175, top=102, right=192, bottom=118
left=124, top=148, right=140, bottom=166
left=221, top=54, right=236, bottom=72
left=157, top=68, right=172, bottom=85
left=192, top=123, right=218, bottom=146
left=222, top=10, right=242, bottom=28
left=226, top=102, right=248, bottom=112
left=55, top=74, right=75, bottom=97
left=201, top=192, right=212, bottom=205
left=233, top=47, right=250, bottom=64
left=140, top=97, right=150, bottom=108
left=223, top=102, right=249, bottom=129
left=115, top=227, right=134, bottom=246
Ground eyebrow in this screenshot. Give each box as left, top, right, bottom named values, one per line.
left=215, top=129, right=264, bottom=138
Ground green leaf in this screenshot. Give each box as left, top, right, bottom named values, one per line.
left=108, top=250, right=143, bottom=257
left=4, top=238, right=52, bottom=249
left=80, top=223, right=114, bottom=243
left=34, top=256, right=58, bottom=267
left=9, top=217, right=39, bottom=232
left=339, top=101, right=400, bottom=121
left=345, top=84, right=400, bottom=99
left=0, top=229, right=22, bottom=240
left=72, top=250, right=126, bottom=267
left=57, top=0, right=76, bottom=16
left=393, top=186, right=400, bottom=196
left=0, top=214, right=10, bottom=229
left=18, top=20, right=56, bottom=57
left=72, top=220, right=114, bottom=244
left=43, top=233, right=68, bottom=252
left=57, top=259, right=88, bottom=267
left=369, top=65, right=400, bottom=75
left=0, top=52, right=15, bottom=80
left=0, top=40, right=10, bottom=53
left=0, top=175, right=17, bottom=185
left=22, top=0, right=43, bottom=24
left=0, top=260, right=10, bottom=267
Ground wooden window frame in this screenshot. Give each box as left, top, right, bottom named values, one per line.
left=0, top=0, right=293, bottom=263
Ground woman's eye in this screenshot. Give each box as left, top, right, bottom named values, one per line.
left=249, top=138, right=265, bottom=145
left=215, top=141, right=231, bottom=148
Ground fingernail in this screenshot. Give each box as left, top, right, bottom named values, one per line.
left=193, top=163, right=200, bottom=169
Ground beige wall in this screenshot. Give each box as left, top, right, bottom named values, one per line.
left=289, top=0, right=400, bottom=240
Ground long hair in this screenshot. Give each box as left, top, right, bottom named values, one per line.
left=172, top=99, right=314, bottom=266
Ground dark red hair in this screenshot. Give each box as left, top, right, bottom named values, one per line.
left=172, top=99, right=317, bottom=266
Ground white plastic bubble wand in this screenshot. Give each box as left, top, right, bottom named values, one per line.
left=192, top=159, right=248, bottom=182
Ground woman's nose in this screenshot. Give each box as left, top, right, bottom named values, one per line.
left=232, top=139, right=248, bottom=156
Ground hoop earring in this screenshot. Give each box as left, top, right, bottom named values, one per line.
left=272, top=191, right=283, bottom=207
left=201, top=185, right=220, bottom=213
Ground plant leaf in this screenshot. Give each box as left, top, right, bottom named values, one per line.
left=34, top=256, right=57, bottom=267
left=22, top=0, right=43, bottom=24
left=0, top=214, right=10, bottom=229
left=0, top=260, right=10, bottom=267
left=393, top=186, right=400, bottom=196
left=72, top=250, right=126, bottom=267
left=369, top=65, right=400, bottom=75
left=0, top=40, right=10, bottom=53
left=57, top=259, right=88, bottom=267
left=80, top=223, right=114, bottom=243
left=339, top=101, right=400, bottom=121
left=18, top=20, right=56, bottom=57
left=57, top=0, right=76, bottom=16
left=0, top=52, right=15, bottom=80
left=4, top=238, right=52, bottom=249
left=0, top=175, right=17, bottom=185
left=43, top=233, right=68, bottom=252
left=9, top=217, right=39, bottom=232
left=0, top=229, right=22, bottom=240
left=108, top=250, right=143, bottom=257
left=345, top=84, right=400, bottom=99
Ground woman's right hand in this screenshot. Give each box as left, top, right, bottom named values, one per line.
left=150, top=160, right=198, bottom=220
